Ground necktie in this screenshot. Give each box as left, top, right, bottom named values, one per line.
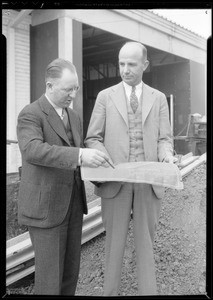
left=130, top=86, right=139, bottom=113
left=61, top=108, right=68, bottom=128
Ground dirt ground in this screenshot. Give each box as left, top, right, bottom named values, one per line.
left=5, top=162, right=206, bottom=296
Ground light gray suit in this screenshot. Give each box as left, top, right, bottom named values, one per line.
left=85, top=82, right=174, bottom=295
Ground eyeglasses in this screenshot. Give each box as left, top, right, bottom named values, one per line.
left=69, top=86, right=80, bottom=93
left=62, top=86, right=80, bottom=95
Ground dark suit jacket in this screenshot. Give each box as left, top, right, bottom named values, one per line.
left=17, top=94, right=87, bottom=228
left=85, top=82, right=174, bottom=199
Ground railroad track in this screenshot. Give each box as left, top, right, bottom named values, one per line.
left=6, top=152, right=206, bottom=286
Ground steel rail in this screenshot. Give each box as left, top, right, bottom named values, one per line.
left=6, top=153, right=206, bottom=286
left=6, top=198, right=103, bottom=286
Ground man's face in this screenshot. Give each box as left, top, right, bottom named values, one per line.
left=119, top=44, right=148, bottom=86
left=49, top=68, right=79, bottom=108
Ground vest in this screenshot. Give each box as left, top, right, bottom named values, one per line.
left=126, top=93, right=145, bottom=162
left=63, top=115, right=75, bottom=146
left=62, top=114, right=82, bottom=189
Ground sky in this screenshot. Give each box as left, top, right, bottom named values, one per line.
left=149, top=9, right=212, bottom=39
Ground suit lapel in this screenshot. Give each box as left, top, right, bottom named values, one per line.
left=110, top=82, right=156, bottom=127
left=110, top=83, right=128, bottom=127
left=142, top=83, right=156, bottom=126
left=39, top=96, right=71, bottom=146
left=48, top=109, right=71, bottom=146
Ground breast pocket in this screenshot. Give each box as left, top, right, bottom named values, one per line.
left=19, top=182, right=50, bottom=220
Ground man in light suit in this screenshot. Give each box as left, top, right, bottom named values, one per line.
left=85, top=42, right=178, bottom=296
left=17, top=58, right=109, bottom=295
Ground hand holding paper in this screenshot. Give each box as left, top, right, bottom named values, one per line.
left=81, top=148, right=111, bottom=168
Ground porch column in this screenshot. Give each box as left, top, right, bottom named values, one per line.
left=7, top=26, right=16, bottom=140
left=58, top=17, right=83, bottom=125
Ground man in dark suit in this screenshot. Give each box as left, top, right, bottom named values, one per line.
left=17, top=58, right=109, bottom=295
left=85, top=42, right=178, bottom=296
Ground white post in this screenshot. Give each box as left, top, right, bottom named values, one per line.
left=58, top=16, right=74, bottom=109
left=7, top=26, right=16, bottom=141
left=58, top=16, right=73, bottom=62
left=58, top=17, right=83, bottom=122
left=204, top=64, right=207, bottom=117
left=170, top=94, right=174, bottom=137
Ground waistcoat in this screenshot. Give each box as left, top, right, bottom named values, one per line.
left=126, top=93, right=145, bottom=162
left=63, top=116, right=75, bottom=146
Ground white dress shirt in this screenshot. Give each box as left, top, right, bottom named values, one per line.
left=123, top=81, right=143, bottom=101
left=45, top=93, right=64, bottom=119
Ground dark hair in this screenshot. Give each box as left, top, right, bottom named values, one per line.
left=45, top=58, right=77, bottom=83
left=119, top=41, right=148, bottom=61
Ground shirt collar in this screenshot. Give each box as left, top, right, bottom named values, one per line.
left=122, top=81, right=143, bottom=99
left=45, top=93, right=63, bottom=117
left=123, top=81, right=142, bottom=91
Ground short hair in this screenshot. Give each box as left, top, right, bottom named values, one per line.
left=119, top=41, right=148, bottom=61
left=45, top=58, right=77, bottom=83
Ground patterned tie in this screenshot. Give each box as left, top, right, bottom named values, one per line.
left=61, top=108, right=68, bottom=128
left=130, top=86, right=139, bottom=113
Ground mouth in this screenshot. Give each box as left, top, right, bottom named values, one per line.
left=65, top=100, right=72, bottom=106
left=123, top=76, right=132, bottom=80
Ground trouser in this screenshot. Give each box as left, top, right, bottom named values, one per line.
left=28, top=185, right=84, bottom=295
left=101, top=182, right=162, bottom=296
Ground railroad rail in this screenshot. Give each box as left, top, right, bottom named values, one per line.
left=6, top=152, right=206, bottom=286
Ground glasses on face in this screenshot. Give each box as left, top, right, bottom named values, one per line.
left=63, top=86, right=80, bottom=95
left=69, top=86, right=80, bottom=93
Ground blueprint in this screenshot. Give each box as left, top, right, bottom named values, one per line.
left=81, top=161, right=183, bottom=190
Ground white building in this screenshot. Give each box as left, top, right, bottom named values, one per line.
left=2, top=9, right=207, bottom=174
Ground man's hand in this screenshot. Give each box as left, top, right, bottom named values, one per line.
left=81, top=148, right=111, bottom=168
left=163, top=156, right=179, bottom=164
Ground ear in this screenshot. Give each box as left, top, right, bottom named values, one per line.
left=143, top=60, right=149, bottom=71
left=46, top=81, right=53, bottom=93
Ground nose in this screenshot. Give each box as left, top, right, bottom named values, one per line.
left=123, top=64, right=130, bottom=74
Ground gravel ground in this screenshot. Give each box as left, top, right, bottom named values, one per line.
left=6, top=162, right=206, bottom=296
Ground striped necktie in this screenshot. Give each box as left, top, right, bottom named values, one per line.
left=130, top=86, right=139, bottom=113
left=61, top=108, right=68, bottom=128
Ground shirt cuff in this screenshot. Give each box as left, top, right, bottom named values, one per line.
left=78, top=148, right=83, bottom=166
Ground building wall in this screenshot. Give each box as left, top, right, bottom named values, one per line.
left=30, top=19, right=58, bottom=102
left=3, top=10, right=31, bottom=133
left=190, top=61, right=206, bottom=116
left=2, top=10, right=31, bottom=173
left=6, top=142, right=22, bottom=174
left=15, top=22, right=31, bottom=114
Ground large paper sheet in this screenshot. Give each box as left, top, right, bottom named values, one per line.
left=81, top=161, right=183, bottom=190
